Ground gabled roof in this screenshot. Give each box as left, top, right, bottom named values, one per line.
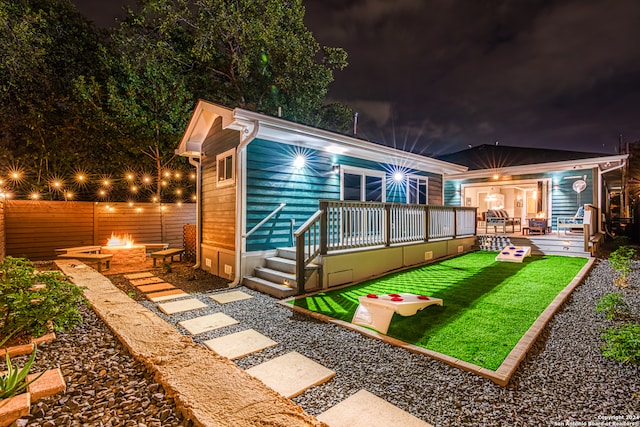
left=436, top=144, right=628, bottom=180
left=177, top=100, right=468, bottom=175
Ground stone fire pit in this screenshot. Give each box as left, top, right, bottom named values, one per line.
left=101, top=233, right=146, bottom=265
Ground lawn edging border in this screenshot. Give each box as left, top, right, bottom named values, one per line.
left=280, top=256, right=596, bottom=387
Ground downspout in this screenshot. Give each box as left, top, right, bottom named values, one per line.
left=229, top=122, right=259, bottom=287
left=189, top=156, right=202, bottom=268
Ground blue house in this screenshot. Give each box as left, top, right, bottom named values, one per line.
left=176, top=101, right=475, bottom=297
left=438, top=144, right=628, bottom=248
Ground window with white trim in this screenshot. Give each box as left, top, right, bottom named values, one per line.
left=341, top=166, right=386, bottom=202
left=407, top=176, right=428, bottom=204
left=216, top=148, right=235, bottom=187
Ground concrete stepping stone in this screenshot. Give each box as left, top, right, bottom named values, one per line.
left=137, top=282, right=175, bottom=293
left=317, top=389, right=433, bottom=427
left=203, top=329, right=277, bottom=359
left=178, top=313, right=239, bottom=335
left=245, top=351, right=335, bottom=398
left=130, top=277, right=166, bottom=286
left=158, top=298, right=207, bottom=315
left=147, top=289, right=189, bottom=302
left=124, top=272, right=154, bottom=279
left=209, top=291, right=253, bottom=304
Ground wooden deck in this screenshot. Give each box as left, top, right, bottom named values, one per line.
left=477, top=228, right=596, bottom=257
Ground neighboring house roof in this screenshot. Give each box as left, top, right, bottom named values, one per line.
left=177, top=100, right=468, bottom=175
left=438, top=144, right=616, bottom=170
left=437, top=144, right=628, bottom=181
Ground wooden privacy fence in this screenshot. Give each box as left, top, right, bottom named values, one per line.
left=4, top=200, right=196, bottom=260
left=0, top=200, right=5, bottom=261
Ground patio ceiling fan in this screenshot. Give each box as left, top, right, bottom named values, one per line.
left=573, top=179, right=587, bottom=206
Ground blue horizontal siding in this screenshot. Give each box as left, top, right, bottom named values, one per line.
left=245, top=138, right=439, bottom=251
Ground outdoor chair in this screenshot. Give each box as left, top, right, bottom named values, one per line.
left=485, top=209, right=521, bottom=233
left=556, top=206, right=585, bottom=235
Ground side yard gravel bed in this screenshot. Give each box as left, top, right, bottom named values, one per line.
left=6, top=258, right=639, bottom=426
left=6, top=304, right=192, bottom=427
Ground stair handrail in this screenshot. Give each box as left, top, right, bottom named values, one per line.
left=243, top=203, right=286, bottom=238
left=294, top=209, right=324, bottom=294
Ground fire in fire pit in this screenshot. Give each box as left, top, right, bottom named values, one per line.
left=101, top=233, right=146, bottom=264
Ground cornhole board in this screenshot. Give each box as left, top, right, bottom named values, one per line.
left=351, top=293, right=443, bottom=334
left=495, top=245, right=531, bottom=263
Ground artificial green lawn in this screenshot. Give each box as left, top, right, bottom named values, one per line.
left=291, top=251, right=588, bottom=370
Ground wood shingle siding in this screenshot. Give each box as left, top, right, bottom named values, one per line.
left=201, top=117, right=239, bottom=252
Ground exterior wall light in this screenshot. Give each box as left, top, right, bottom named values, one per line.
left=393, top=171, right=404, bottom=183
left=294, top=155, right=306, bottom=169
left=332, top=164, right=340, bottom=173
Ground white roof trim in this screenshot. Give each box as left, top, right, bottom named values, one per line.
left=176, top=100, right=234, bottom=156
left=444, top=154, right=628, bottom=180
left=177, top=101, right=467, bottom=174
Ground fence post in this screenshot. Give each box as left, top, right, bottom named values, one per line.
left=319, top=201, right=328, bottom=255
left=93, top=203, right=99, bottom=245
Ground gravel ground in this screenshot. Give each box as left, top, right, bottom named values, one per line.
left=6, top=258, right=640, bottom=426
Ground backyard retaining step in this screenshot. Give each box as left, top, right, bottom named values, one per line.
left=254, top=266, right=297, bottom=288
left=243, top=276, right=296, bottom=299
left=265, top=256, right=297, bottom=274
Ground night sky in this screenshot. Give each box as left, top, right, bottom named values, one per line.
left=71, top=0, right=640, bottom=156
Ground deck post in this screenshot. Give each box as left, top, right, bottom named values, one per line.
left=319, top=201, right=328, bottom=255
left=453, top=207, right=458, bottom=237
left=424, top=205, right=431, bottom=241
left=295, top=234, right=305, bottom=295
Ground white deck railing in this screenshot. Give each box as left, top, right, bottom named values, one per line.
left=292, top=201, right=476, bottom=294
left=320, top=200, right=476, bottom=252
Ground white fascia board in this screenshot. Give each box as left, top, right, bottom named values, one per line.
left=176, top=100, right=235, bottom=156
left=444, top=154, right=628, bottom=180
left=231, top=109, right=467, bottom=175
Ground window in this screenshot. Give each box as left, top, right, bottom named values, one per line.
left=341, top=167, right=386, bottom=202
left=407, top=176, right=428, bottom=204
left=216, top=148, right=235, bottom=187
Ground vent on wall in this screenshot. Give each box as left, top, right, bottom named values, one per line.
left=458, top=245, right=464, bottom=253
left=424, top=251, right=433, bottom=260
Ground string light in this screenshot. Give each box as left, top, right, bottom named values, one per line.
left=0, top=166, right=195, bottom=202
